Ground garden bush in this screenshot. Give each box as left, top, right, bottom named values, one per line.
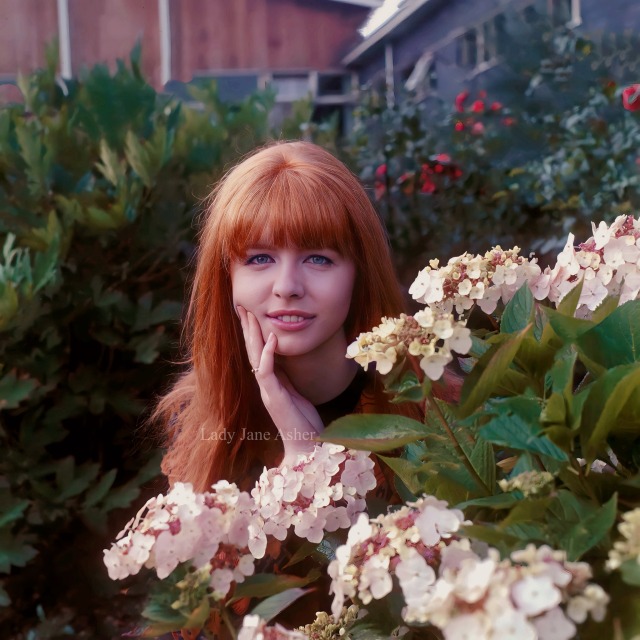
left=0, top=45, right=329, bottom=638
left=345, top=22, right=640, bottom=283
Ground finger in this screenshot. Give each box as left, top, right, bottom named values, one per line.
left=257, top=332, right=277, bottom=378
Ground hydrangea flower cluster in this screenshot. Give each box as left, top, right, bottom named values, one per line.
left=408, top=215, right=640, bottom=318
left=252, top=443, right=375, bottom=544
left=327, top=496, right=466, bottom=620
left=606, top=507, right=640, bottom=571
left=103, top=480, right=264, bottom=599
left=409, top=247, right=543, bottom=315
left=410, top=542, right=609, bottom=640
left=532, top=215, right=640, bottom=314
left=238, top=615, right=306, bottom=640
left=346, top=310, right=472, bottom=379
left=328, top=497, right=609, bottom=640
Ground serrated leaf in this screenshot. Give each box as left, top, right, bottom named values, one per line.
left=318, top=414, right=427, bottom=451
left=480, top=397, right=568, bottom=460
left=377, top=455, right=423, bottom=493
left=559, top=493, right=616, bottom=561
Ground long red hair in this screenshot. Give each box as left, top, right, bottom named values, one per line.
left=155, top=141, right=415, bottom=492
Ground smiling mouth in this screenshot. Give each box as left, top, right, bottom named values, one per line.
left=274, top=315, right=309, bottom=323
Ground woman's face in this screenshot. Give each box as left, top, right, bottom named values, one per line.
left=230, top=243, right=356, bottom=359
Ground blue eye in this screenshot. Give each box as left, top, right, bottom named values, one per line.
left=306, top=255, right=333, bottom=266
left=246, top=254, right=273, bottom=265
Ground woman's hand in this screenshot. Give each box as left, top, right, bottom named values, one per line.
left=237, top=306, right=323, bottom=465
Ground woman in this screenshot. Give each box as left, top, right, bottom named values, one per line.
left=155, top=140, right=421, bottom=494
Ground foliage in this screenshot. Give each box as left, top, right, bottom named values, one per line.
left=345, top=21, right=640, bottom=282
left=0, top=45, right=335, bottom=637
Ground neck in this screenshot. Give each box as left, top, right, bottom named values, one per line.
left=277, top=337, right=359, bottom=405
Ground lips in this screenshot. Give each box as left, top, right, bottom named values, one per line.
left=266, top=310, right=315, bottom=331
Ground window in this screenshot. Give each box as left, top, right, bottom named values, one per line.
left=456, top=29, right=478, bottom=69
left=270, top=75, right=310, bottom=103
left=549, top=0, right=581, bottom=26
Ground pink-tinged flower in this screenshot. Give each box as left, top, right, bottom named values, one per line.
left=471, top=100, right=485, bottom=113
left=375, top=163, right=387, bottom=177
left=471, top=122, right=485, bottom=135
left=435, top=153, right=451, bottom=163
left=622, top=84, right=640, bottom=111
left=532, top=607, right=576, bottom=640
left=490, top=101, right=503, bottom=111
left=455, top=90, right=470, bottom=112
left=455, top=121, right=465, bottom=131
left=511, top=575, right=562, bottom=616
left=478, top=89, right=487, bottom=99
left=502, top=116, right=516, bottom=127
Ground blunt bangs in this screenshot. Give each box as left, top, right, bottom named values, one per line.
left=220, top=167, right=359, bottom=261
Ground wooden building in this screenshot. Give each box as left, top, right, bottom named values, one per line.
left=344, top=0, right=640, bottom=104
left=0, top=0, right=381, bottom=119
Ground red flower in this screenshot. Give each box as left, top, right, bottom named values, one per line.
left=421, top=178, right=437, bottom=194
left=435, top=153, right=451, bottom=163
left=451, top=167, right=463, bottom=179
left=502, top=116, right=516, bottom=127
left=471, top=100, right=485, bottom=113
left=454, top=121, right=465, bottom=132
left=375, top=163, right=387, bottom=177
left=622, top=85, right=640, bottom=112
left=471, top=122, right=485, bottom=135
left=478, top=90, right=487, bottom=99
left=454, top=91, right=470, bottom=112
left=490, top=101, right=502, bottom=111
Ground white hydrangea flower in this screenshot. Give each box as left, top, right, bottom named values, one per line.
left=347, top=312, right=471, bottom=380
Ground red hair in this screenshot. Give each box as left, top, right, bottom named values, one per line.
left=155, top=141, right=413, bottom=492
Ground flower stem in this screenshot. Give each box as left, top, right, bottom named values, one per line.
left=220, top=606, right=238, bottom=640
left=428, top=393, right=492, bottom=496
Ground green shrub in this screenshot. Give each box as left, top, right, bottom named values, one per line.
left=0, top=44, right=333, bottom=638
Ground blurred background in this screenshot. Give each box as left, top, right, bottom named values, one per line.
left=0, top=0, right=639, bottom=638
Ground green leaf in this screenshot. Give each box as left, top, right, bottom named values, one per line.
left=544, top=307, right=593, bottom=343
left=249, top=587, right=313, bottom=623
left=0, top=497, right=30, bottom=528
left=0, top=582, right=10, bottom=606
left=580, top=364, right=640, bottom=463
left=456, top=493, right=522, bottom=510
left=0, top=371, right=38, bottom=409
left=83, top=469, right=118, bottom=509
left=501, top=283, right=534, bottom=334
left=480, top=397, right=568, bottom=461
left=559, top=493, right=616, bottom=561
left=319, top=414, right=427, bottom=451
left=576, top=300, right=640, bottom=368
left=459, top=324, right=531, bottom=417
left=620, top=558, right=640, bottom=587
left=0, top=529, right=38, bottom=573
left=469, top=437, right=496, bottom=490
left=231, top=570, right=320, bottom=601
left=377, top=455, right=424, bottom=493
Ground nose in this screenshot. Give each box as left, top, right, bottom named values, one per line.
left=272, top=261, right=304, bottom=299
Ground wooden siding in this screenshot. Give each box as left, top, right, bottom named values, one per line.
left=0, top=0, right=58, bottom=77
left=0, top=0, right=369, bottom=88
left=67, top=0, right=161, bottom=86
left=170, top=0, right=368, bottom=79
